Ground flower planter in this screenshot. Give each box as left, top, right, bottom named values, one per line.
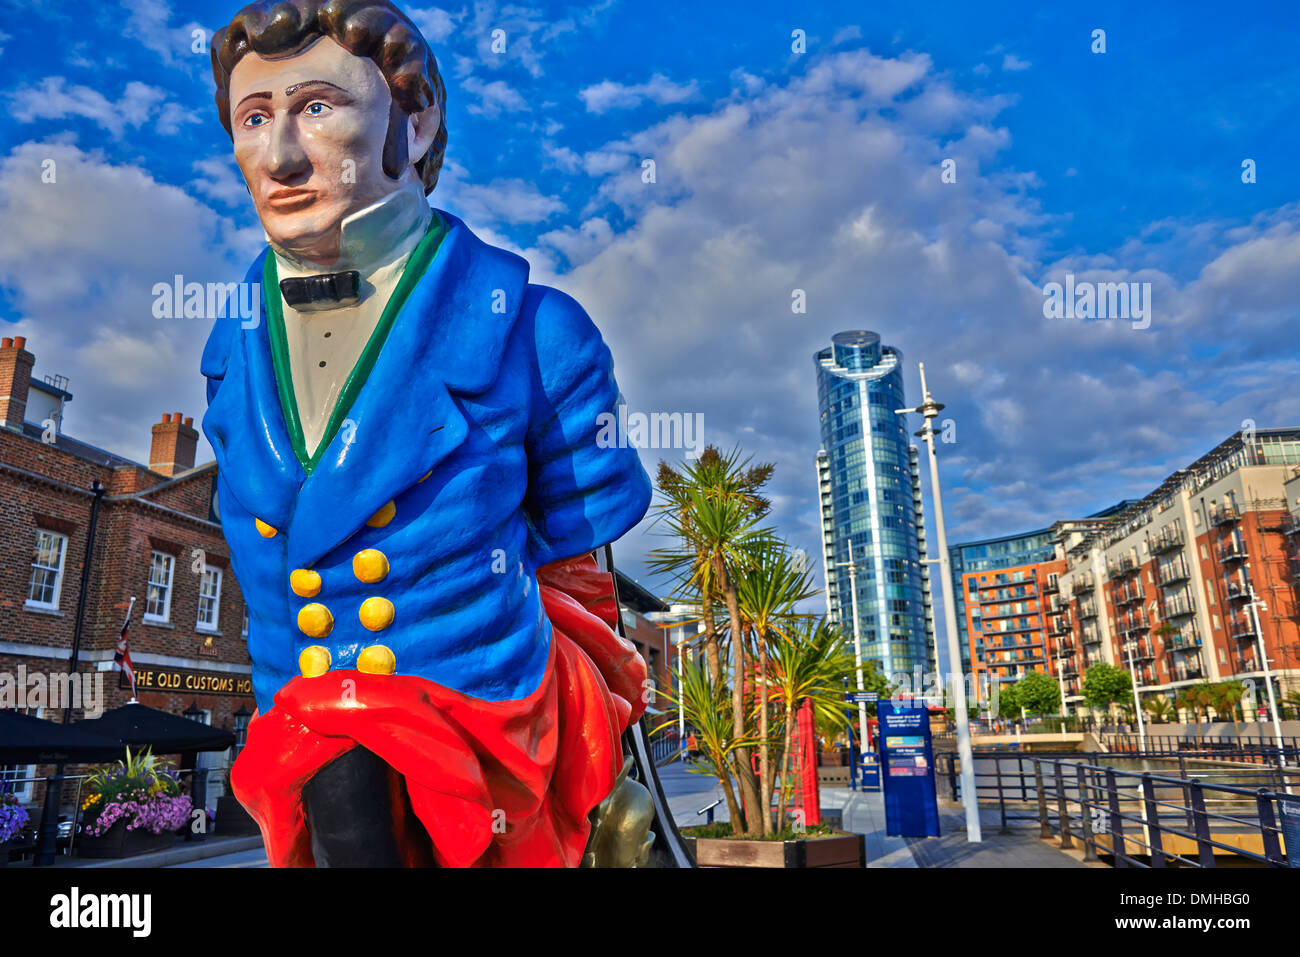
left=818, top=751, right=848, bottom=767
left=215, top=794, right=261, bottom=837
left=77, top=819, right=176, bottom=859
left=682, top=831, right=865, bottom=868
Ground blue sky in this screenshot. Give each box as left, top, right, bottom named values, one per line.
left=0, top=0, right=1297, bottom=600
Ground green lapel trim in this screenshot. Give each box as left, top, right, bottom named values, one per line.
left=263, top=211, right=449, bottom=474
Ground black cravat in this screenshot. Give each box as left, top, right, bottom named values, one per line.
left=280, top=271, right=362, bottom=310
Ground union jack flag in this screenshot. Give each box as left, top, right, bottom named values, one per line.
left=115, top=598, right=137, bottom=700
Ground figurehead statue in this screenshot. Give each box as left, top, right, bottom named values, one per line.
left=201, top=0, right=662, bottom=867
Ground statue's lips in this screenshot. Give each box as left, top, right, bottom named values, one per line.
left=266, top=188, right=317, bottom=212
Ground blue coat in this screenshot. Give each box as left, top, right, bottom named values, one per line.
left=201, top=211, right=651, bottom=714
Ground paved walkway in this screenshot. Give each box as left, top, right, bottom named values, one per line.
left=659, top=759, right=1085, bottom=867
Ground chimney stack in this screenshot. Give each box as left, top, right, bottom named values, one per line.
left=150, top=411, right=199, bottom=476
left=0, top=336, right=35, bottom=431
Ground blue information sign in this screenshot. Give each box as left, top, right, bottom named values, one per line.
left=877, top=699, right=940, bottom=837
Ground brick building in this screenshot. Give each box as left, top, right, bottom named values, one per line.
left=0, top=337, right=252, bottom=809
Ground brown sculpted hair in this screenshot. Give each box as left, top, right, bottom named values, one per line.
left=212, top=0, right=448, bottom=194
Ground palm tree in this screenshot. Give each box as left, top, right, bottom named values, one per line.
left=1144, top=694, right=1175, bottom=725
left=649, top=447, right=774, bottom=837
left=1213, top=681, right=1246, bottom=741
left=653, top=658, right=756, bottom=829
left=735, top=535, right=818, bottom=833
left=653, top=447, right=773, bottom=686
left=766, top=619, right=858, bottom=829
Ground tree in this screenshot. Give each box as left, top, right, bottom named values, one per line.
left=1176, top=682, right=1219, bottom=744
left=1212, top=681, right=1246, bottom=739
left=1144, top=694, right=1175, bottom=724
left=996, top=681, right=1021, bottom=720
left=1012, top=671, right=1061, bottom=716
left=735, top=535, right=818, bottom=834
left=649, top=447, right=773, bottom=836
left=1082, top=663, right=1132, bottom=718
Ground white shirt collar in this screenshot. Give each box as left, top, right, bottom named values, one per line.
left=270, top=185, right=433, bottom=278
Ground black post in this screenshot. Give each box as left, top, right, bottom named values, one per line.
left=1141, top=773, right=1166, bottom=868
left=1035, top=761, right=1051, bottom=839
left=1076, top=763, right=1098, bottom=862
left=1054, top=762, right=1073, bottom=849
left=35, top=480, right=105, bottom=867
left=1105, top=768, right=1127, bottom=867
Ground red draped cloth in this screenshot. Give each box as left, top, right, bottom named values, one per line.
left=230, top=555, right=648, bottom=868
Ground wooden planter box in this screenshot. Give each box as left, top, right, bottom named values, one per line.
left=818, top=751, right=848, bottom=767
left=683, top=831, right=864, bottom=868
left=215, top=795, right=261, bottom=837
left=77, top=819, right=176, bottom=859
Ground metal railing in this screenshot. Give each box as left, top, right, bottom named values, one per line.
left=940, top=748, right=1299, bottom=867
left=650, top=729, right=682, bottom=765
left=1106, top=733, right=1300, bottom=758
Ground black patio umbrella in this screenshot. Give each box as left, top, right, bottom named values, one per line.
left=0, top=710, right=124, bottom=764
left=76, top=702, right=235, bottom=754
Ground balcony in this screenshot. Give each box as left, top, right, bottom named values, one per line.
left=1074, top=573, right=1095, bottom=594
left=1109, top=554, right=1140, bottom=578
left=1210, top=503, right=1241, bottom=526
left=1161, top=593, right=1196, bottom=619
left=1228, top=617, right=1257, bottom=641
left=1156, top=561, right=1191, bottom=586
left=1082, top=631, right=1103, bottom=646
left=1171, top=666, right=1205, bottom=683
left=1042, top=579, right=1060, bottom=595
left=1223, top=578, right=1251, bottom=602
left=1283, top=513, right=1300, bottom=536
left=1120, top=615, right=1148, bottom=636
left=1218, top=540, right=1248, bottom=563
left=1161, top=630, right=1202, bottom=653
left=1079, top=603, right=1099, bottom=619
left=1150, top=527, right=1185, bottom=554
left=1048, top=618, right=1071, bottom=637
left=1116, top=585, right=1144, bottom=606
left=1053, top=640, right=1077, bottom=656
left=1128, top=643, right=1156, bottom=663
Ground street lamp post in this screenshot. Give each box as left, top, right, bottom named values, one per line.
left=1123, top=638, right=1147, bottom=753
left=835, top=543, right=870, bottom=755
left=1055, top=655, right=1067, bottom=727
left=895, top=363, right=981, bottom=843
left=1246, top=585, right=1285, bottom=759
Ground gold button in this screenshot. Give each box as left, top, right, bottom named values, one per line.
left=418, top=471, right=432, bottom=483
left=352, top=549, right=389, bottom=584
left=297, top=603, right=334, bottom=638
left=357, top=644, right=396, bottom=675
left=298, top=645, right=331, bottom=677
left=358, top=596, right=395, bottom=631
left=255, top=518, right=278, bottom=538
left=290, top=568, right=321, bottom=597
left=366, top=500, right=396, bottom=528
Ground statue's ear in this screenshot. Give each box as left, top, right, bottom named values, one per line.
left=408, top=101, right=440, bottom=164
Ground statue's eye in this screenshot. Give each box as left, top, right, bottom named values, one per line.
left=304, top=102, right=332, bottom=117
left=244, top=114, right=268, bottom=128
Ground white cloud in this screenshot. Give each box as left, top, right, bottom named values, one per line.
left=9, top=78, right=170, bottom=138
left=490, top=47, right=1300, bottom=579
left=0, top=141, right=259, bottom=465
left=436, top=160, right=564, bottom=225
left=460, top=76, right=528, bottom=116
left=579, top=74, right=699, bottom=114
left=407, top=5, right=461, bottom=43
left=1002, top=53, right=1032, bottom=71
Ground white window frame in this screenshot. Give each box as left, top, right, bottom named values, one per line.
left=197, top=565, right=222, bottom=632
left=26, top=529, right=68, bottom=610
left=144, top=551, right=175, bottom=623
left=241, top=605, right=249, bottom=639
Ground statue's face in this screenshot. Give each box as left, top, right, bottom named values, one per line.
left=229, top=36, right=398, bottom=265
